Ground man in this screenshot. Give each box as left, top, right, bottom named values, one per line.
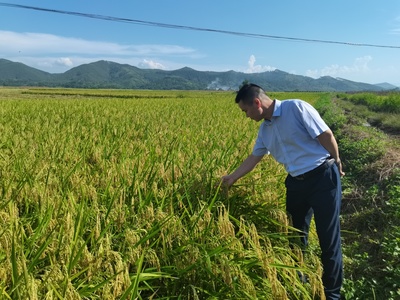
left=222, top=83, right=344, bottom=300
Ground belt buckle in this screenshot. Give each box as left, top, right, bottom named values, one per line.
left=295, top=175, right=305, bottom=180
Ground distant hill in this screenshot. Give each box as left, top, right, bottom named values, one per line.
left=0, top=58, right=51, bottom=86
left=374, top=82, right=399, bottom=90
left=0, top=58, right=398, bottom=92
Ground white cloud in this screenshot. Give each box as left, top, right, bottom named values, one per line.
left=306, top=56, right=372, bottom=79
left=138, top=59, right=165, bottom=69
left=391, top=27, right=400, bottom=35
left=391, top=16, right=400, bottom=34
left=0, top=30, right=196, bottom=72
left=29, top=57, right=73, bottom=72
left=0, top=30, right=195, bottom=56
left=55, top=57, right=74, bottom=67
left=245, top=55, right=276, bottom=73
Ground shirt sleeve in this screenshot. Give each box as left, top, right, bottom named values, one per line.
left=252, top=126, right=269, bottom=156
left=297, top=101, right=329, bottom=139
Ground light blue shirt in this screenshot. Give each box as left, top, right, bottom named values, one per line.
left=252, top=99, right=330, bottom=177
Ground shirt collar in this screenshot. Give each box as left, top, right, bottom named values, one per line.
left=272, top=99, right=282, bottom=117
left=264, top=99, right=281, bottom=125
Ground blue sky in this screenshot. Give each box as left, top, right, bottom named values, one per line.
left=1, top=1, right=400, bottom=86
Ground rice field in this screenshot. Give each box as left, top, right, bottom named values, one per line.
left=0, top=88, right=326, bottom=299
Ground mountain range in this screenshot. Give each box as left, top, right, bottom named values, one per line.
left=0, top=58, right=398, bottom=92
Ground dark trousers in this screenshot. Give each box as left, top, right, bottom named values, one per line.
left=285, top=163, right=343, bottom=300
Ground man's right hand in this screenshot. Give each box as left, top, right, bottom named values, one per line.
left=220, top=154, right=263, bottom=189
left=221, top=174, right=236, bottom=188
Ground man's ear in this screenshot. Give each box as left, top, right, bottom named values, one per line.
left=254, top=97, right=261, bottom=108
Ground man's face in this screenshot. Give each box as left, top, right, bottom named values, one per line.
left=238, top=99, right=263, bottom=121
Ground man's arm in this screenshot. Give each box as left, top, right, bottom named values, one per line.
left=221, top=154, right=264, bottom=187
left=317, top=129, right=345, bottom=176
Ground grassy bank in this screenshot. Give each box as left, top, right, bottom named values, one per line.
left=315, top=92, right=400, bottom=299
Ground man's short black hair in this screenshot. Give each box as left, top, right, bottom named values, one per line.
left=235, top=83, right=264, bottom=105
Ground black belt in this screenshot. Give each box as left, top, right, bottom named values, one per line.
left=291, top=158, right=335, bottom=180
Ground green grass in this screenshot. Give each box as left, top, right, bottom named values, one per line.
left=317, top=92, right=400, bottom=299
left=337, top=91, right=400, bottom=132
left=0, top=88, right=329, bottom=299
left=339, top=92, right=400, bottom=114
